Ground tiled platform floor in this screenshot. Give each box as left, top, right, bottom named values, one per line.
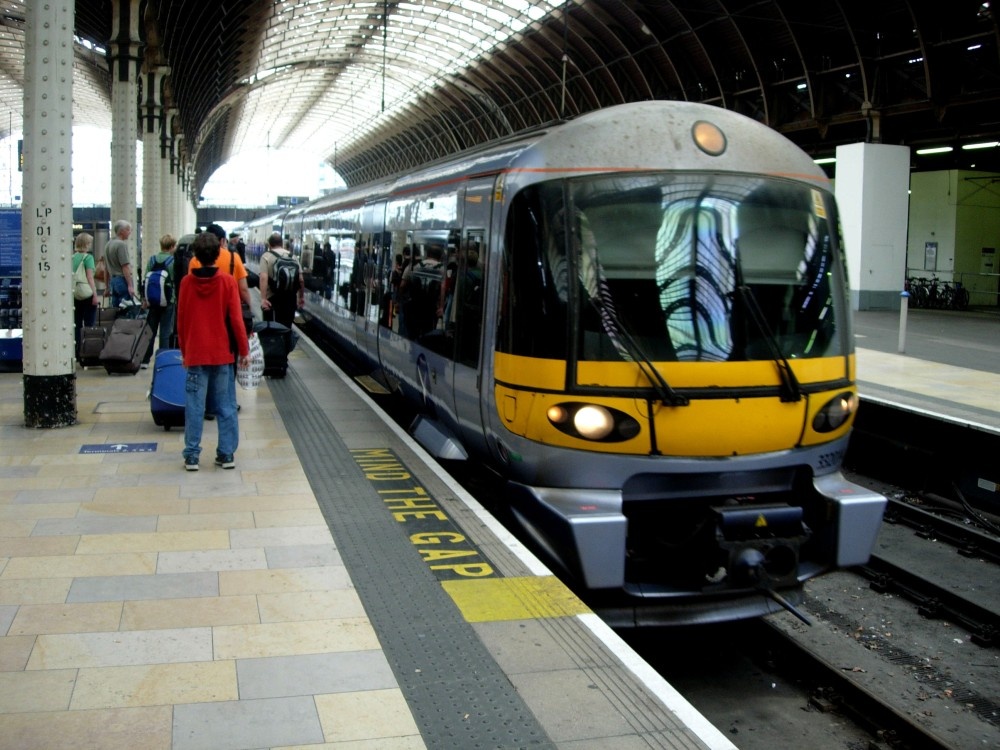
left=0, top=365, right=425, bottom=750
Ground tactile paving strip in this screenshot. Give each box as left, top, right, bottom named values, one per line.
left=269, top=371, right=554, bottom=748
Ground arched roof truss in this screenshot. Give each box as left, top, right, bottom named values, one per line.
left=1, top=1, right=999, bottom=192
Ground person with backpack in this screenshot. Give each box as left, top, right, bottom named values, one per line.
left=259, top=232, right=304, bottom=329
left=140, top=234, right=178, bottom=368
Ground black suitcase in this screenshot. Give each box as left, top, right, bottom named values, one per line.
left=100, top=318, right=153, bottom=375
left=150, top=348, right=185, bottom=430
left=78, top=306, right=117, bottom=367
left=252, top=320, right=291, bottom=378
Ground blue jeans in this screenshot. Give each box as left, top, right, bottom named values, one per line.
left=110, top=275, right=129, bottom=308
left=183, top=364, right=239, bottom=462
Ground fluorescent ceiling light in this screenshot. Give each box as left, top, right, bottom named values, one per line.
left=915, top=146, right=953, bottom=155
left=813, top=157, right=836, bottom=164
left=961, top=141, right=999, bottom=150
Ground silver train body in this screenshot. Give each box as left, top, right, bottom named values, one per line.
left=241, top=101, right=886, bottom=625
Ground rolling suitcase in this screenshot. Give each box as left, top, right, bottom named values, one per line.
left=78, top=305, right=117, bottom=367
left=150, top=348, right=185, bottom=430
left=99, top=318, right=153, bottom=374
left=252, top=320, right=291, bottom=378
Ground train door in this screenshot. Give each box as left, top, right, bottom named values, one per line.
left=451, top=178, right=494, bottom=458
left=356, top=202, right=387, bottom=362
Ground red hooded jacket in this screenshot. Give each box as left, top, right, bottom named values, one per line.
left=177, top=267, right=249, bottom=366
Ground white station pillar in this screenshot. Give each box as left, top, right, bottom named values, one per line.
left=161, top=108, right=180, bottom=236
left=20, top=0, right=76, bottom=427
left=108, top=0, right=142, bottom=270
left=834, top=142, right=911, bottom=310
left=142, top=65, right=169, bottom=260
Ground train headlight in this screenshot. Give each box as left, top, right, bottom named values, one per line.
left=812, top=392, right=858, bottom=433
left=574, top=405, right=614, bottom=440
left=692, top=120, right=727, bottom=156
left=546, top=402, right=641, bottom=442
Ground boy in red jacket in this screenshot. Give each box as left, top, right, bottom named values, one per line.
left=177, top=232, right=250, bottom=471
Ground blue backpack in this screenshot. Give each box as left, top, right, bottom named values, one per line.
left=144, top=255, right=174, bottom=307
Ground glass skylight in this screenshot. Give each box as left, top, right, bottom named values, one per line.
left=230, top=1, right=566, bottom=168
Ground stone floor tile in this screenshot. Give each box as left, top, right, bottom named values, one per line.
left=33, top=515, right=156, bottom=536
left=26, top=627, right=213, bottom=670
left=508, top=668, right=636, bottom=743
left=79, top=498, right=189, bottom=516
left=314, top=689, right=422, bottom=744
left=155, top=511, right=255, bottom=532
left=213, top=618, right=380, bottom=660
left=264, top=544, right=343, bottom=570
left=0, top=535, right=80, bottom=556
left=156, top=548, right=267, bottom=574
left=0, top=577, right=72, bottom=605
left=8, top=601, right=123, bottom=635
left=121, top=594, right=260, bottom=631
left=254, top=479, right=314, bottom=496
left=251, top=508, right=327, bottom=527
left=0, top=519, right=36, bottom=537
left=189, top=493, right=318, bottom=514
left=240, top=468, right=308, bottom=485
left=2, top=552, right=156, bottom=580
left=0, top=634, right=35, bottom=670
left=218, top=565, right=350, bottom=596
left=10, top=481, right=84, bottom=495
left=0, top=669, right=76, bottom=713
left=0, top=603, right=15, bottom=633
left=0, top=705, right=172, bottom=750
left=230, top=525, right=332, bottom=548
left=256, top=590, right=367, bottom=623
left=71, top=660, right=238, bottom=710
left=67, top=571, right=218, bottom=603
left=0, top=502, right=80, bottom=520
left=75, top=529, right=230, bottom=554
left=237, top=650, right=397, bottom=700
left=172, top=696, right=324, bottom=750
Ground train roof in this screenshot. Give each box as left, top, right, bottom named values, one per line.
left=278, top=101, right=831, bottom=221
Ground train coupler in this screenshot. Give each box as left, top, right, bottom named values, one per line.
left=712, top=504, right=810, bottom=589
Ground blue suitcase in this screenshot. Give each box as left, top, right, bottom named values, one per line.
left=150, top=348, right=185, bottom=430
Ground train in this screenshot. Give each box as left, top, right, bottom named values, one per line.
left=238, top=100, right=887, bottom=625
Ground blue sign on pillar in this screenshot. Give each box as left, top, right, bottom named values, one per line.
left=0, top=208, right=23, bottom=364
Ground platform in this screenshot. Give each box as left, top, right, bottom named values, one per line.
left=0, top=337, right=733, bottom=749
left=853, top=307, right=1000, bottom=432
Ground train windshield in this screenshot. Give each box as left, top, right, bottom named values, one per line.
left=499, top=174, right=845, bottom=364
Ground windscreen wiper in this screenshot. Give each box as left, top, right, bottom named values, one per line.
left=587, top=296, right=689, bottom=407
left=736, top=285, right=802, bottom=403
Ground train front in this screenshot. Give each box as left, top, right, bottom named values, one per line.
left=489, top=106, right=886, bottom=623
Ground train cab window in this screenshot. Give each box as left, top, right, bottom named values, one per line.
left=498, top=184, right=569, bottom=359
left=564, top=174, right=844, bottom=364
left=500, top=176, right=844, bottom=367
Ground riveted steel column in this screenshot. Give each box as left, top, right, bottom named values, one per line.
left=21, top=0, right=75, bottom=427
left=181, top=153, right=196, bottom=231
left=161, top=108, right=179, bottom=235
left=109, top=0, right=142, bottom=271
left=173, top=133, right=186, bottom=232
left=142, top=65, right=168, bottom=254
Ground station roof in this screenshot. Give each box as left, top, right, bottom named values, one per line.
left=4, top=1, right=1000, bottom=196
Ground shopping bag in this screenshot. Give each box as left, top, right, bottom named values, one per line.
left=237, top=332, right=265, bottom=390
